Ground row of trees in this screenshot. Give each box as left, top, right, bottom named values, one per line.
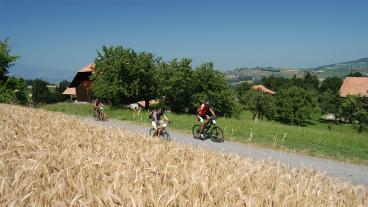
left=237, top=74, right=368, bottom=132
left=31, top=79, right=70, bottom=105
left=92, top=46, right=238, bottom=117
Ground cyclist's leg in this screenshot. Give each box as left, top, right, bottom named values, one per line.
left=152, top=121, right=158, bottom=136
left=198, top=115, right=207, bottom=138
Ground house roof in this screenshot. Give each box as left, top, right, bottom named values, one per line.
left=137, top=99, right=160, bottom=108
left=339, top=77, right=368, bottom=97
left=251, top=85, right=276, bottom=95
left=78, top=63, right=95, bottom=73
left=69, top=63, right=94, bottom=87
left=62, top=87, right=76, bottom=95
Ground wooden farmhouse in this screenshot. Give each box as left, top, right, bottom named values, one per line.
left=63, top=64, right=95, bottom=102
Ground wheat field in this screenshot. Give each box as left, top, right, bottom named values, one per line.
left=0, top=104, right=367, bottom=206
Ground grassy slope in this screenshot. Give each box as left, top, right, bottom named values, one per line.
left=42, top=103, right=368, bottom=165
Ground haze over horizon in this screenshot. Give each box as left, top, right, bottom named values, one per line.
left=1, top=0, right=367, bottom=80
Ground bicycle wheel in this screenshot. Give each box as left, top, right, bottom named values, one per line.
left=93, top=112, right=98, bottom=120
left=192, top=124, right=201, bottom=139
left=210, top=126, right=224, bottom=142
left=149, top=128, right=156, bottom=137
left=162, top=131, right=171, bottom=141
left=101, top=112, right=108, bottom=121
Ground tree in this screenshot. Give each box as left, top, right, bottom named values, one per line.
left=260, top=75, right=290, bottom=91
left=92, top=46, right=159, bottom=106
left=235, top=81, right=252, bottom=98
left=0, top=76, right=28, bottom=105
left=158, top=58, right=195, bottom=113
left=302, top=72, right=320, bottom=91
left=275, top=86, right=318, bottom=125
left=319, top=76, right=343, bottom=93
left=0, top=38, right=19, bottom=82
left=192, top=62, right=239, bottom=117
left=32, top=79, right=50, bottom=105
left=341, top=96, right=368, bottom=133
left=347, top=71, right=365, bottom=77
left=318, top=90, right=341, bottom=118
left=0, top=38, right=27, bottom=105
left=240, top=90, right=275, bottom=121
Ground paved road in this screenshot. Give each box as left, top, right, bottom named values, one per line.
left=81, top=117, right=368, bottom=185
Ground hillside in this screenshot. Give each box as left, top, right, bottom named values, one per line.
left=311, top=58, right=368, bottom=78
left=226, top=58, right=368, bottom=84
left=2, top=104, right=368, bottom=206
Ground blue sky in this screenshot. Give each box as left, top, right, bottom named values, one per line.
left=1, top=0, right=367, bottom=75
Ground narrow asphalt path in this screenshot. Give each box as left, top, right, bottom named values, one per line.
left=80, top=117, right=368, bottom=185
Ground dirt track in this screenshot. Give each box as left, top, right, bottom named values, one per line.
left=78, top=117, right=368, bottom=185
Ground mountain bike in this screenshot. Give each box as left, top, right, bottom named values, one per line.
left=192, top=117, right=224, bottom=142
left=149, top=121, right=171, bottom=141
left=93, top=105, right=107, bottom=121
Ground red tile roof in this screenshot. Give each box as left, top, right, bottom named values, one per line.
left=339, top=77, right=368, bottom=97
left=252, top=85, right=276, bottom=95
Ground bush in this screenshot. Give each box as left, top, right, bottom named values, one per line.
left=0, top=76, right=28, bottom=105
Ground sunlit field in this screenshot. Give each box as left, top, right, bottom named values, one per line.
left=1, top=104, right=367, bottom=206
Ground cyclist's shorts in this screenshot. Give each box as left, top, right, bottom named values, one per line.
left=197, top=115, right=207, bottom=123
left=152, top=121, right=167, bottom=129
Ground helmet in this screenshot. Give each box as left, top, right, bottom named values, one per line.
left=96, top=99, right=100, bottom=103
left=204, top=100, right=210, bottom=106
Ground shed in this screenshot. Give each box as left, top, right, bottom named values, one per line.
left=69, top=64, right=95, bottom=102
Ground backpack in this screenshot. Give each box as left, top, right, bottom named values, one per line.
left=148, top=110, right=154, bottom=119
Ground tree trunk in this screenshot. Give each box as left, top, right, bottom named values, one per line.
left=253, top=111, right=259, bottom=122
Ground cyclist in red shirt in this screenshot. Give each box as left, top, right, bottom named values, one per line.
left=197, top=100, right=216, bottom=138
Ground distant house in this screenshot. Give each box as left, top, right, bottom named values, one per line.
left=137, top=99, right=160, bottom=108
left=62, top=87, right=76, bottom=96
left=251, top=85, right=276, bottom=95
left=339, top=77, right=368, bottom=97
left=64, top=64, right=95, bottom=102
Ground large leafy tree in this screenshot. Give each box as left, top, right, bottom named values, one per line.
left=341, top=96, right=368, bottom=133
left=0, top=38, right=19, bottom=82
left=158, top=58, right=195, bottom=113
left=318, top=89, right=341, bottom=118
left=302, top=72, right=320, bottom=91
left=240, top=90, right=275, bottom=121
left=31, top=79, right=51, bottom=105
left=235, top=81, right=252, bottom=98
left=319, top=76, right=343, bottom=93
left=92, top=46, right=159, bottom=106
left=192, top=62, right=238, bottom=117
left=275, top=86, right=318, bottom=125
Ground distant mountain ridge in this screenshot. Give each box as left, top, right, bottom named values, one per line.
left=226, top=57, right=368, bottom=84
left=8, top=63, right=74, bottom=84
